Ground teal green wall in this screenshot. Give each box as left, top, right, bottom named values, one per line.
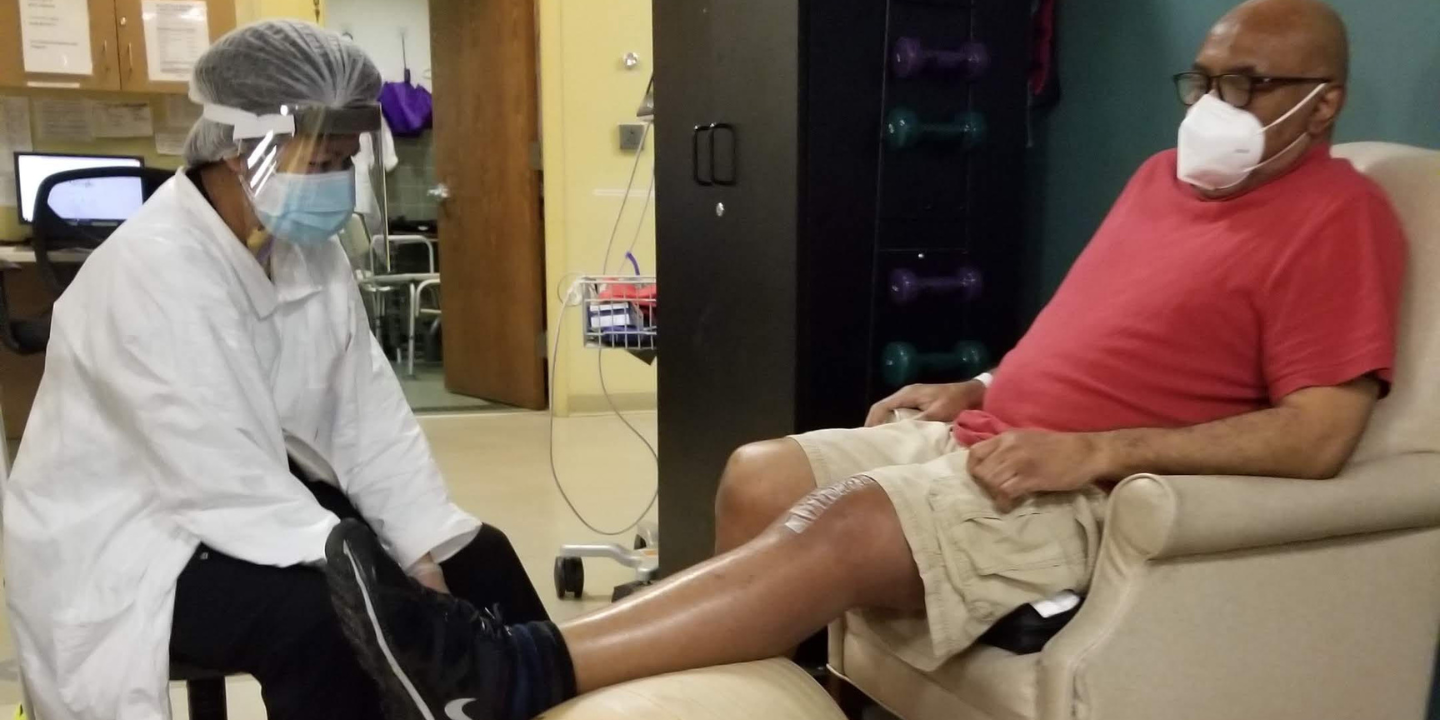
left=1025, top=0, right=1440, bottom=314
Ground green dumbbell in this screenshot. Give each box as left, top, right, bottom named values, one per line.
left=884, top=106, right=987, bottom=151
left=881, top=340, right=991, bottom=388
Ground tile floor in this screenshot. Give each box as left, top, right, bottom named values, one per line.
left=396, top=364, right=505, bottom=414
left=0, top=409, right=660, bottom=718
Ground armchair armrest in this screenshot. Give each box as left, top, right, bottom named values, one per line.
left=1107, top=453, right=1440, bottom=560
left=1035, top=453, right=1440, bottom=720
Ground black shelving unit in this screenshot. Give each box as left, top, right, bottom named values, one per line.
left=655, top=0, right=1032, bottom=574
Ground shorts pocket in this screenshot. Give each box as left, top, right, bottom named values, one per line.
left=933, top=489, right=1091, bottom=589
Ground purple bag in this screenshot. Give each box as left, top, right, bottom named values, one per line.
left=379, top=69, right=433, bottom=137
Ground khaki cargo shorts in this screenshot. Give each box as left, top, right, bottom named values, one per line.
left=791, top=420, right=1106, bottom=671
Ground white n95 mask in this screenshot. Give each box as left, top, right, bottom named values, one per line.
left=1176, top=83, right=1328, bottom=191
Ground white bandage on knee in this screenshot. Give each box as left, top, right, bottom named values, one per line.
left=783, top=475, right=877, bottom=533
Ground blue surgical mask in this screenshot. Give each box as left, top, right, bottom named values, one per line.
left=252, top=168, right=356, bottom=247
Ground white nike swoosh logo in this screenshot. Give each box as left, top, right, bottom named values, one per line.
left=445, top=698, right=479, bottom=720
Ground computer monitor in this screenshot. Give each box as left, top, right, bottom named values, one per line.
left=14, top=152, right=145, bottom=226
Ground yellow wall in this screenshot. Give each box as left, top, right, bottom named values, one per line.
left=238, top=0, right=322, bottom=24
left=540, top=0, right=656, bottom=415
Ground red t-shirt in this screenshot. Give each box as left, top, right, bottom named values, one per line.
left=954, top=144, right=1406, bottom=445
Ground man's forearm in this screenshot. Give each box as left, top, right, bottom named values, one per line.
left=968, top=383, right=1376, bottom=503
left=1093, top=406, right=1314, bottom=480
left=1092, top=400, right=1365, bottom=482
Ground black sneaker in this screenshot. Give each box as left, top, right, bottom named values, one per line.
left=325, top=519, right=515, bottom=720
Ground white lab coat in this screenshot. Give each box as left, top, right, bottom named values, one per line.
left=3, top=171, right=480, bottom=720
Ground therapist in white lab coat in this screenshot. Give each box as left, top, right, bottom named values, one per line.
left=3, top=20, right=549, bottom=720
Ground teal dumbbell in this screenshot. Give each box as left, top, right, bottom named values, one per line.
left=881, top=340, right=990, bottom=388
left=884, top=106, right=987, bottom=151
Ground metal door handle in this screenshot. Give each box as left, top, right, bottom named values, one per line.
left=428, top=183, right=451, bottom=201
left=710, top=123, right=736, bottom=187
left=692, top=125, right=713, bottom=186
left=99, top=41, right=109, bottom=75
left=126, top=42, right=134, bottom=77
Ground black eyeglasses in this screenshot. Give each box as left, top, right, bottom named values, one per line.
left=1173, top=71, right=1331, bottom=109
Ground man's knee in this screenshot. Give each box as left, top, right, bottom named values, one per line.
left=779, top=475, right=886, bottom=536
left=776, top=478, right=908, bottom=567
left=775, top=478, right=922, bottom=609
left=714, top=439, right=813, bottom=528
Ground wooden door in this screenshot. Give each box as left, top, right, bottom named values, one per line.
left=429, top=0, right=547, bottom=409
left=114, top=0, right=235, bottom=94
left=0, top=0, right=121, bottom=91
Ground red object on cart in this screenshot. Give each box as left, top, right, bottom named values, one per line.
left=598, top=281, right=657, bottom=324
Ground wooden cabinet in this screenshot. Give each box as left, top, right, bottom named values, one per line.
left=113, top=0, right=235, bottom=94
left=0, top=0, right=235, bottom=93
left=0, top=0, right=122, bottom=90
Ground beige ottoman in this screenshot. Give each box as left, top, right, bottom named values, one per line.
left=539, top=659, right=846, bottom=719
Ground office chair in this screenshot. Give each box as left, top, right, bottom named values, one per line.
left=4, top=166, right=234, bottom=720
left=0, top=167, right=175, bottom=357
left=31, top=166, right=175, bottom=298
left=0, top=259, right=32, bottom=491
left=0, top=261, right=52, bottom=358
left=0, top=262, right=11, bottom=487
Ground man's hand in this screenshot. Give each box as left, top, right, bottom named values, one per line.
left=967, top=430, right=1109, bottom=511
left=865, top=381, right=986, bottom=427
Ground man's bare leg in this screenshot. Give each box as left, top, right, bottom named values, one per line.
left=322, top=475, right=921, bottom=719
left=563, top=476, right=921, bottom=693
left=713, top=438, right=820, bottom=553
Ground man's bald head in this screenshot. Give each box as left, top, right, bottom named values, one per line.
left=1210, top=0, right=1349, bottom=83
left=1185, top=0, right=1351, bottom=198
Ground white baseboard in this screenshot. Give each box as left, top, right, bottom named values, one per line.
left=565, top=392, right=657, bottom=415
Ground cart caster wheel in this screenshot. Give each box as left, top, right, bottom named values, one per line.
left=634, top=523, right=659, bottom=550
left=554, top=557, right=584, bottom=599
left=611, top=579, right=654, bottom=602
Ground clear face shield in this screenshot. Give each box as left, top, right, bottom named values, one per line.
left=202, top=102, right=383, bottom=257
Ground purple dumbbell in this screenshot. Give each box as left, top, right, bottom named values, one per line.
left=891, top=37, right=990, bottom=80
left=889, top=266, right=983, bottom=306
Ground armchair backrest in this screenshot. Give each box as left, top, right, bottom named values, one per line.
left=1333, top=142, right=1440, bottom=463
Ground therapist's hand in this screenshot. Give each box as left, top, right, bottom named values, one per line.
left=410, top=554, right=451, bottom=595
left=865, top=380, right=986, bottom=427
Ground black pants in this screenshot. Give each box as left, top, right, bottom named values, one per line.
left=169, top=475, right=548, bottom=720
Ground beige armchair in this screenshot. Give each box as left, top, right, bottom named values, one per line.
left=829, top=142, right=1440, bottom=720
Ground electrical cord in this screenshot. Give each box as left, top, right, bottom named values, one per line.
left=546, top=75, right=659, bottom=536
left=622, top=172, right=656, bottom=266
left=547, top=280, right=659, bottom=536
left=600, top=121, right=652, bottom=275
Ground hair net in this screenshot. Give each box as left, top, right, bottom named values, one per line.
left=183, top=19, right=383, bottom=166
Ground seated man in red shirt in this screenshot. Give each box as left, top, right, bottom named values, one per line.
left=321, top=0, right=1406, bottom=717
